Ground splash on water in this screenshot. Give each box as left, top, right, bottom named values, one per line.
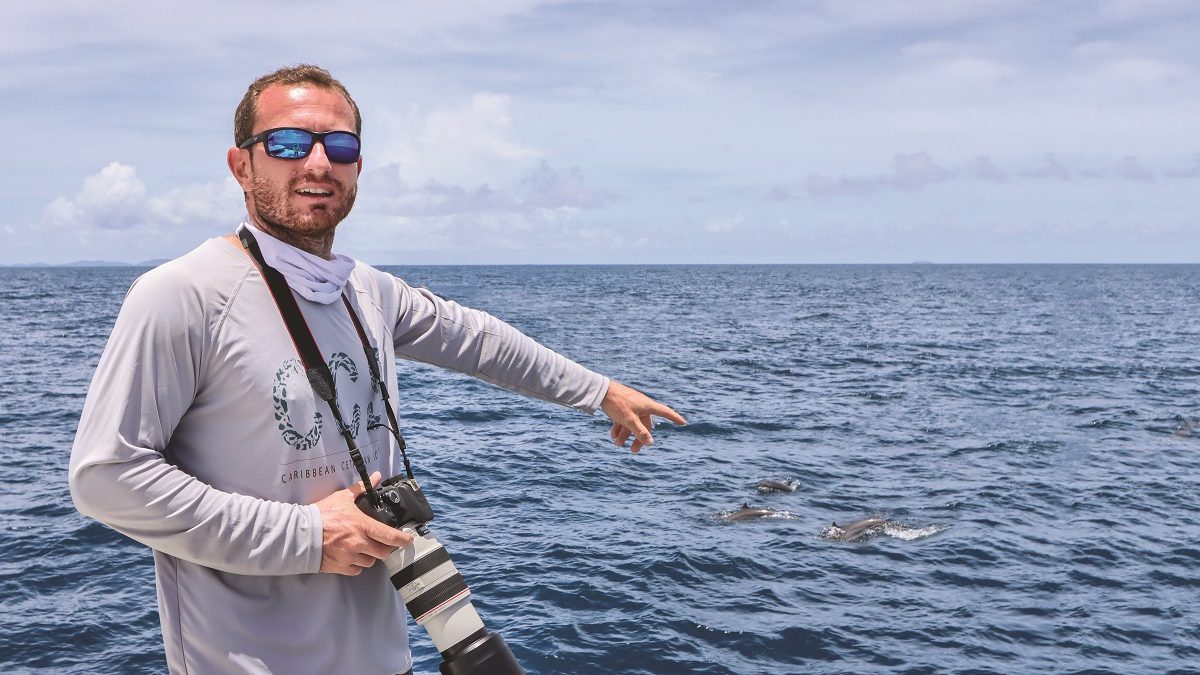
left=883, top=522, right=947, bottom=541
left=820, top=518, right=947, bottom=542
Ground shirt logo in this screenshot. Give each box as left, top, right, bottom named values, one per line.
left=272, top=352, right=383, bottom=452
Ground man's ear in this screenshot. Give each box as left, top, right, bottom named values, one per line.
left=227, top=146, right=253, bottom=193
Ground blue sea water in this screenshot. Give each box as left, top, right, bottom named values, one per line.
left=1, top=263, right=1199, bottom=674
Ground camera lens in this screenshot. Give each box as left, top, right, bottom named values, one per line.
left=362, top=478, right=524, bottom=674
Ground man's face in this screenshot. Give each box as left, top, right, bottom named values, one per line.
left=228, top=84, right=362, bottom=241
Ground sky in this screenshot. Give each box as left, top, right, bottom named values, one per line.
left=4, top=0, right=1199, bottom=264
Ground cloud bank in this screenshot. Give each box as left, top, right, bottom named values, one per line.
left=44, top=162, right=243, bottom=232
left=8, top=1, right=1200, bottom=262
left=797, top=152, right=1195, bottom=198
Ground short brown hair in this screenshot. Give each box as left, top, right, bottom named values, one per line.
left=233, top=64, right=362, bottom=146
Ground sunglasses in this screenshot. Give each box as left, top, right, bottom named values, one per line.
left=238, top=127, right=361, bottom=164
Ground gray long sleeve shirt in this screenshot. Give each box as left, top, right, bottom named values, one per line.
left=69, top=235, right=608, bottom=674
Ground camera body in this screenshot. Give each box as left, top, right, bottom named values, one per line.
left=358, top=475, right=436, bottom=529
left=356, top=476, right=524, bottom=675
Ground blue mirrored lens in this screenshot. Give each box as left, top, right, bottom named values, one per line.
left=265, top=129, right=313, bottom=159
left=323, top=132, right=360, bottom=163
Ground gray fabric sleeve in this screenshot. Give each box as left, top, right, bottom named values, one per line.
left=68, top=267, right=323, bottom=576
left=387, top=278, right=610, bottom=413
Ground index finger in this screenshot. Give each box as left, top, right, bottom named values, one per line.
left=361, top=515, right=413, bottom=548
left=649, top=402, right=687, bottom=426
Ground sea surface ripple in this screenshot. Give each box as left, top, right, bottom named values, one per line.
left=1, top=264, right=1198, bottom=674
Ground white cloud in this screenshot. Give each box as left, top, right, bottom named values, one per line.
left=41, top=162, right=242, bottom=241
left=347, top=158, right=618, bottom=261
left=802, top=151, right=1183, bottom=198
left=358, top=160, right=611, bottom=218
left=807, top=152, right=956, bottom=196
left=421, top=93, right=536, bottom=161
left=44, top=162, right=147, bottom=230
left=892, top=153, right=956, bottom=191
left=371, top=93, right=539, bottom=186
left=520, top=162, right=614, bottom=210
left=1019, top=154, right=1072, bottom=181
left=965, top=156, right=1008, bottom=182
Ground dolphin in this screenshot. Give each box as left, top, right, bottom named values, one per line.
left=827, top=518, right=888, bottom=542
left=722, top=503, right=783, bottom=522
left=755, top=479, right=797, bottom=493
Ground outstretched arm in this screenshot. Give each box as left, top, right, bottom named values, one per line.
left=600, top=380, right=687, bottom=453
left=386, top=279, right=609, bottom=413
left=380, top=273, right=686, bottom=446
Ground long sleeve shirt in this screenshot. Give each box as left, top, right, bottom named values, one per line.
left=69, top=235, right=608, bottom=674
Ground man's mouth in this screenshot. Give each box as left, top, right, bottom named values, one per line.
left=295, top=186, right=334, bottom=197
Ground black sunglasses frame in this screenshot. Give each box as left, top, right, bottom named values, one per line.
left=237, top=127, right=361, bottom=163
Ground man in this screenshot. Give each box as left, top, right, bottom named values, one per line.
left=69, top=64, right=684, bottom=675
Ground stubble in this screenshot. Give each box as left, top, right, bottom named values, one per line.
left=249, top=168, right=357, bottom=257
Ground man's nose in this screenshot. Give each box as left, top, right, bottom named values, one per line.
left=303, top=140, right=334, bottom=172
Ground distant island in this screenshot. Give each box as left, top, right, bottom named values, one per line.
left=2, top=259, right=169, bottom=268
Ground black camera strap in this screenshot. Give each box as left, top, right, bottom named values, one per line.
left=234, top=225, right=414, bottom=509
left=340, top=292, right=417, bottom=482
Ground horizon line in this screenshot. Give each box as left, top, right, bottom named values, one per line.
left=3, top=260, right=1200, bottom=268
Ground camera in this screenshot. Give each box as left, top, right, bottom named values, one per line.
left=357, top=475, right=524, bottom=675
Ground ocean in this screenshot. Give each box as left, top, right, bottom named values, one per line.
left=1, top=263, right=1198, bottom=674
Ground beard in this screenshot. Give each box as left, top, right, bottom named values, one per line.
left=249, top=168, right=357, bottom=239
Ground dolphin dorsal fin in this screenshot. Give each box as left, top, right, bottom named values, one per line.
left=742, top=502, right=749, bottom=509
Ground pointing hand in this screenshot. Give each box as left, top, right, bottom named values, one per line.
left=600, top=380, right=687, bottom=453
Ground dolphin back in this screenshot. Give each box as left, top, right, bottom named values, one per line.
left=834, top=518, right=888, bottom=541
left=755, top=479, right=797, bottom=492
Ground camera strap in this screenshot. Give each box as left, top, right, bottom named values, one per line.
left=233, top=226, right=415, bottom=508
left=340, top=285, right=417, bottom=482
